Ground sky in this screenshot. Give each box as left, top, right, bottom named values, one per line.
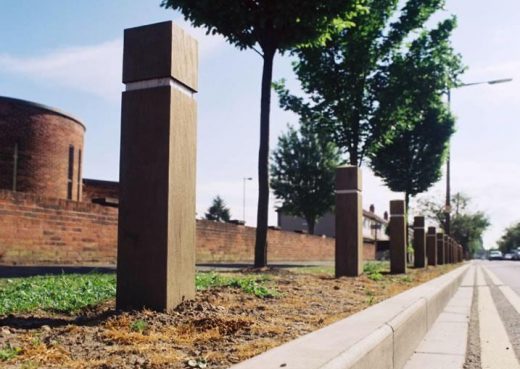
left=0, top=1, right=519, bottom=248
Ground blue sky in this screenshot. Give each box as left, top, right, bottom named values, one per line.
left=1, top=1, right=519, bottom=248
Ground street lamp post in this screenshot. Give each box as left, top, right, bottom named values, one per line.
left=445, top=78, right=513, bottom=235
left=243, top=177, right=252, bottom=223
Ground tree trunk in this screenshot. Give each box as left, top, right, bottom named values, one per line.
left=306, top=217, right=316, bottom=235
left=254, top=47, right=275, bottom=268
left=405, top=192, right=410, bottom=262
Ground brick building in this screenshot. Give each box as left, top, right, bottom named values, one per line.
left=0, top=96, right=85, bottom=201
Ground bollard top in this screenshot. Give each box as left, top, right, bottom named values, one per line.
left=427, top=226, right=436, bottom=234
left=390, top=200, right=405, bottom=215
left=413, top=216, right=425, bottom=227
left=335, top=165, right=362, bottom=191
left=123, top=21, right=198, bottom=91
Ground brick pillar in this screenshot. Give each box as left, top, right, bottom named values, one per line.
left=437, top=233, right=445, bottom=265
left=390, top=200, right=407, bottom=274
left=116, top=21, right=198, bottom=311
left=335, top=166, right=362, bottom=277
left=413, top=216, right=426, bottom=268
left=426, top=227, right=437, bottom=266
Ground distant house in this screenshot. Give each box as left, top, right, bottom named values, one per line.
left=276, top=204, right=389, bottom=242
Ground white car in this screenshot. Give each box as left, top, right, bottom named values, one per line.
left=488, top=250, right=503, bottom=260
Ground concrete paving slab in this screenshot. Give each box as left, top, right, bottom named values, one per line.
left=436, top=311, right=470, bottom=323
left=404, top=352, right=465, bottom=369
left=415, top=321, right=469, bottom=355
left=460, top=266, right=475, bottom=287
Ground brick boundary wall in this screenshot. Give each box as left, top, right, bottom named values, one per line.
left=0, top=190, right=117, bottom=265
left=0, top=190, right=375, bottom=265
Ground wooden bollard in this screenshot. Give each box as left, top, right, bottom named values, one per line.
left=437, top=232, right=445, bottom=265
left=390, top=200, right=407, bottom=274
left=117, top=21, right=198, bottom=311
left=446, top=237, right=452, bottom=264
left=444, top=235, right=450, bottom=264
left=426, top=227, right=437, bottom=266
left=335, top=166, right=363, bottom=277
left=413, top=216, right=426, bottom=268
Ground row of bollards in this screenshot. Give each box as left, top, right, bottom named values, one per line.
left=115, top=21, right=463, bottom=311
left=335, top=166, right=464, bottom=278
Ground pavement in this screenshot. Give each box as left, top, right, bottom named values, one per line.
left=404, top=261, right=520, bottom=369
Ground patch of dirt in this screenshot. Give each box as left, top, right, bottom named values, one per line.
left=0, top=265, right=457, bottom=369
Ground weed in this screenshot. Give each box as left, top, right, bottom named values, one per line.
left=130, top=319, right=148, bottom=333
left=0, top=344, right=22, bottom=361
left=21, top=361, right=39, bottom=369
left=364, top=261, right=387, bottom=281
left=400, top=275, right=413, bottom=283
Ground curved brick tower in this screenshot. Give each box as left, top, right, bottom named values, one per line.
left=0, top=96, right=85, bottom=200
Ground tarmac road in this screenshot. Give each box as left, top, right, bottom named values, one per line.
left=483, top=259, right=520, bottom=296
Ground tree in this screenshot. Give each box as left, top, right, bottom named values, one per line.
left=162, top=0, right=362, bottom=267
left=418, top=193, right=490, bottom=256
left=274, top=0, right=463, bottom=167
left=368, top=14, right=461, bottom=211
left=271, top=122, right=341, bottom=234
left=205, top=195, right=231, bottom=222
left=497, top=222, right=520, bottom=253
left=370, top=106, right=454, bottom=212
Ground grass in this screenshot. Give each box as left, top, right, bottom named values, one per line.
left=0, top=273, right=116, bottom=315
left=196, top=273, right=277, bottom=298
left=287, top=261, right=390, bottom=281
left=0, top=271, right=278, bottom=315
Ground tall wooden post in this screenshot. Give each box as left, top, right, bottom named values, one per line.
left=413, top=216, right=426, bottom=268
left=426, top=227, right=437, bottom=266
left=449, top=238, right=454, bottom=263
left=437, top=233, right=445, bottom=265
left=390, top=200, right=407, bottom=274
left=444, top=235, right=450, bottom=264
left=335, top=166, right=363, bottom=277
left=116, top=21, right=198, bottom=311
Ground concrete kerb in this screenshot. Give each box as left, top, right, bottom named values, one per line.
left=230, top=264, right=470, bottom=369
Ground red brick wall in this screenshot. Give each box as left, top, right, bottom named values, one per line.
left=82, top=179, right=119, bottom=203
left=0, top=190, right=117, bottom=265
left=0, top=190, right=376, bottom=265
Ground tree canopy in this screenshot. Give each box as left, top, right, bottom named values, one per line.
left=274, top=0, right=463, bottom=166
left=418, top=193, right=490, bottom=256
left=497, top=222, right=520, bottom=253
left=205, top=195, right=231, bottom=222
left=369, top=105, right=455, bottom=211
left=271, top=122, right=341, bottom=234
left=162, top=0, right=362, bottom=267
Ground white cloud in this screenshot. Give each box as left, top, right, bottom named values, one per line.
left=0, top=40, right=123, bottom=102
left=0, top=21, right=226, bottom=102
